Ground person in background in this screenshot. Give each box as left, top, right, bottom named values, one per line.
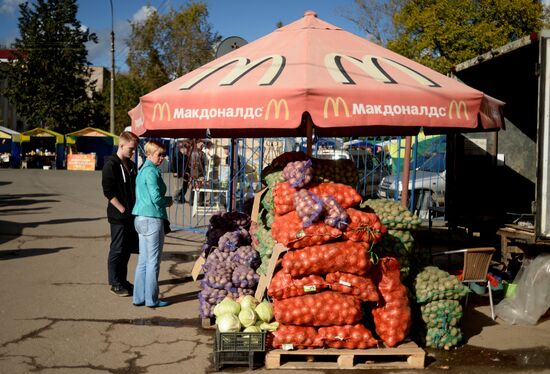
left=132, top=140, right=173, bottom=308
left=101, top=131, right=140, bottom=297
left=190, top=140, right=206, bottom=205
left=171, top=141, right=189, bottom=203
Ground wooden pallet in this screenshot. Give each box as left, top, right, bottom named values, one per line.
left=201, top=317, right=216, bottom=330
left=265, top=341, right=425, bottom=370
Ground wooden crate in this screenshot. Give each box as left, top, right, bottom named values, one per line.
left=265, top=341, right=425, bottom=370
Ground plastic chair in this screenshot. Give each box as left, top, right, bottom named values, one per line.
left=440, top=247, right=496, bottom=320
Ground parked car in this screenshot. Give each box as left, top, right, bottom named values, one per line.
left=377, top=152, right=446, bottom=218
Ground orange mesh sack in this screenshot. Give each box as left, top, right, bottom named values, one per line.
left=308, top=182, right=362, bottom=208
left=273, top=182, right=296, bottom=215
left=318, top=324, right=378, bottom=349
left=372, top=257, right=411, bottom=347
left=268, top=270, right=328, bottom=300
left=273, top=291, right=362, bottom=326
left=281, top=240, right=372, bottom=277
left=343, top=208, right=387, bottom=243
left=326, top=272, right=379, bottom=302
left=271, top=211, right=342, bottom=249
left=271, top=324, right=323, bottom=349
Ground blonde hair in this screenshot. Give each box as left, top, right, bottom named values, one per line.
left=144, top=140, right=166, bottom=156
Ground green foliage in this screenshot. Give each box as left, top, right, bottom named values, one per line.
left=98, top=73, right=148, bottom=134
left=1, top=0, right=98, bottom=133
left=387, top=0, right=544, bottom=73
left=126, top=1, right=220, bottom=92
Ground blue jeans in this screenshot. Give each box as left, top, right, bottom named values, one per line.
left=133, top=216, right=165, bottom=306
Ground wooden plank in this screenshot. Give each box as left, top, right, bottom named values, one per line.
left=265, top=342, right=425, bottom=370
left=254, top=243, right=288, bottom=300
left=191, top=255, right=206, bottom=281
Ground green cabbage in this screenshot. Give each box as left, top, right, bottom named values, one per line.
left=259, top=321, right=279, bottom=332
left=239, top=295, right=259, bottom=310
left=238, top=308, right=257, bottom=327
left=255, top=300, right=274, bottom=322
left=216, top=313, right=241, bottom=333
left=243, top=326, right=262, bottom=333
left=213, top=298, right=240, bottom=317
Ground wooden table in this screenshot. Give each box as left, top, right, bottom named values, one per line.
left=496, top=225, right=535, bottom=264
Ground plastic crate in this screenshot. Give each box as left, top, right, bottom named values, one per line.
left=214, top=330, right=266, bottom=370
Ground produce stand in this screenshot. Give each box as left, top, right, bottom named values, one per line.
left=128, top=10, right=506, bottom=372
left=0, top=125, right=21, bottom=168
left=65, top=127, right=117, bottom=170
left=20, top=128, right=64, bottom=169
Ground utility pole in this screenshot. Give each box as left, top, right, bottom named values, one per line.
left=109, top=0, right=115, bottom=135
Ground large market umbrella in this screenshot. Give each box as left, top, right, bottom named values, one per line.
left=130, top=10, right=504, bottom=139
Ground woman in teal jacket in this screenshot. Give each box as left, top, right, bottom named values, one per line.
left=132, top=140, right=173, bottom=308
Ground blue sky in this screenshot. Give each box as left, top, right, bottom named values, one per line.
left=0, top=0, right=361, bottom=71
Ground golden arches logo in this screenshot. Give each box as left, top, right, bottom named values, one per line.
left=152, top=102, right=171, bottom=122
left=448, top=100, right=469, bottom=120
left=324, top=97, right=350, bottom=118
left=265, top=98, right=289, bottom=120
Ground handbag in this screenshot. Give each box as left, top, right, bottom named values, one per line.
left=163, top=219, right=172, bottom=235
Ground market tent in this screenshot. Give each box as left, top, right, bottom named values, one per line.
left=65, top=127, right=118, bottom=169
left=130, top=11, right=504, bottom=139
left=0, top=125, right=21, bottom=168
left=21, top=127, right=65, bottom=169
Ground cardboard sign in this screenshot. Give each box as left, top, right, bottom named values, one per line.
left=67, top=153, right=96, bottom=171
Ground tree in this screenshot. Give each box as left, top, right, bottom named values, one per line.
left=126, top=1, right=221, bottom=92
left=1, top=0, right=98, bottom=133
left=387, top=0, right=544, bottom=73
left=338, top=0, right=405, bottom=46
left=98, top=73, right=148, bottom=134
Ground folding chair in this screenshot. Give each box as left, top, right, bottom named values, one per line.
left=439, top=247, right=496, bottom=320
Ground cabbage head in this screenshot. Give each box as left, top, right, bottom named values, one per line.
left=238, top=308, right=257, bottom=327
left=217, top=313, right=241, bottom=333
left=255, top=300, right=273, bottom=322
left=243, top=325, right=262, bottom=333
left=239, top=295, right=259, bottom=310
left=213, top=298, right=240, bottom=317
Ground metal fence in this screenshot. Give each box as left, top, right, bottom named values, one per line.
left=138, top=135, right=447, bottom=232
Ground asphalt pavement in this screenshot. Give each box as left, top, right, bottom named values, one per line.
left=0, top=168, right=549, bottom=374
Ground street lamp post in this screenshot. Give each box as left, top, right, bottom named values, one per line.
left=109, top=0, right=115, bottom=135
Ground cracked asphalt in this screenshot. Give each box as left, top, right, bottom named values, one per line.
left=1, top=169, right=549, bottom=374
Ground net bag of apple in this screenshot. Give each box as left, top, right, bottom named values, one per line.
left=268, top=270, right=328, bottom=300
left=372, top=257, right=412, bottom=347
left=281, top=240, right=372, bottom=277
left=318, top=324, right=378, bottom=349
left=271, top=324, right=324, bottom=349
left=273, top=291, right=362, bottom=326
left=271, top=211, right=342, bottom=249
left=325, top=272, right=379, bottom=302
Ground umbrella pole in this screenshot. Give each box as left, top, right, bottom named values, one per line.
left=401, top=136, right=412, bottom=209
left=306, top=114, right=313, bottom=156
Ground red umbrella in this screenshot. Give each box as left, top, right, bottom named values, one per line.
left=130, top=10, right=503, bottom=138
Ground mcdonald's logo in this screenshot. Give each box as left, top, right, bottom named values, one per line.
left=448, top=100, right=469, bottom=120
left=324, top=97, right=350, bottom=118
left=152, top=102, right=171, bottom=122
left=265, top=98, right=289, bottom=120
